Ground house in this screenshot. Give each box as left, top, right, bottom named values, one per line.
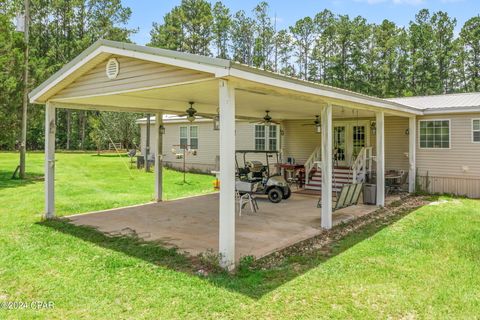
left=137, top=115, right=282, bottom=173
left=138, top=92, right=480, bottom=197
left=29, top=39, right=480, bottom=269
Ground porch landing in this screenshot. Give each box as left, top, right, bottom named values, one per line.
left=68, top=193, right=379, bottom=261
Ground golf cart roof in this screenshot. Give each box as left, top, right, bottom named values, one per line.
left=236, top=150, right=280, bottom=154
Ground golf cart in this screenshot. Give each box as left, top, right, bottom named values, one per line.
left=235, top=150, right=291, bottom=203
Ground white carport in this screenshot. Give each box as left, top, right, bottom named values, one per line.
left=30, top=40, right=422, bottom=269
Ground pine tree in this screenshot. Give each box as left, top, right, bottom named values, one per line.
left=212, top=1, right=231, bottom=59
left=252, top=1, right=274, bottom=70
left=289, top=17, right=316, bottom=80
left=230, top=10, right=255, bottom=64
left=460, top=16, right=480, bottom=91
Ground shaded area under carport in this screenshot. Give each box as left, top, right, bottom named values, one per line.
left=68, top=193, right=379, bottom=261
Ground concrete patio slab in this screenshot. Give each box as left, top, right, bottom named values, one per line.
left=68, top=193, right=379, bottom=260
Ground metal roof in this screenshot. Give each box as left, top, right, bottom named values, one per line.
left=387, top=92, right=480, bottom=113
left=29, top=39, right=480, bottom=116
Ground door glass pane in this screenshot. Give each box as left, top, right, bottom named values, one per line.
left=352, top=126, right=366, bottom=158
left=334, top=126, right=346, bottom=162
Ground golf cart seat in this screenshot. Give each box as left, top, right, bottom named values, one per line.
left=245, top=160, right=265, bottom=180
left=317, top=183, right=363, bottom=211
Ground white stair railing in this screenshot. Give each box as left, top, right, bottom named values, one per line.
left=351, top=147, right=373, bottom=183
left=304, top=146, right=321, bottom=185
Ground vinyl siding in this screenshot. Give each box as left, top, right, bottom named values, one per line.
left=384, top=116, right=409, bottom=171
left=416, top=113, right=480, bottom=198
left=282, top=120, right=321, bottom=164
left=416, top=113, right=480, bottom=177
left=140, top=121, right=259, bottom=173
left=53, top=56, right=212, bottom=99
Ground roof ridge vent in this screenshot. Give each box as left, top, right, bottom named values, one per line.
left=106, top=58, right=119, bottom=80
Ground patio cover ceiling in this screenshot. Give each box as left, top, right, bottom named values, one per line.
left=30, top=40, right=422, bottom=120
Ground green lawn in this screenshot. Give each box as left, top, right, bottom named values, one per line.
left=1, top=152, right=480, bottom=319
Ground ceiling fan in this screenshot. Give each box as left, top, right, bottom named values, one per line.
left=177, top=101, right=198, bottom=122
left=302, top=115, right=322, bottom=133
left=250, top=110, right=280, bottom=126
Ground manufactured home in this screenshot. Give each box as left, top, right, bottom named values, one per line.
left=30, top=40, right=480, bottom=269
left=139, top=92, right=480, bottom=197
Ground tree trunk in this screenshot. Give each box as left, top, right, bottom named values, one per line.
left=66, top=109, right=71, bottom=150
left=79, top=111, right=86, bottom=149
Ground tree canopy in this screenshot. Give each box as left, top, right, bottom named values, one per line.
left=1, top=0, right=480, bottom=152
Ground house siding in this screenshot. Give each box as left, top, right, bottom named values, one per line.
left=140, top=121, right=258, bottom=173
left=384, top=116, right=409, bottom=171
left=416, top=113, right=480, bottom=198
left=141, top=113, right=480, bottom=198
left=53, top=56, right=212, bottom=99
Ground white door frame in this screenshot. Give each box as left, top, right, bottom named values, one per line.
left=333, top=120, right=371, bottom=167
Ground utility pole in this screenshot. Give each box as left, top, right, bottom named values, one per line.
left=19, top=0, right=30, bottom=179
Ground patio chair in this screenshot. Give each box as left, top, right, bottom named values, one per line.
left=317, top=183, right=364, bottom=211
left=389, top=170, right=409, bottom=194
left=236, top=183, right=259, bottom=216
left=236, top=191, right=259, bottom=216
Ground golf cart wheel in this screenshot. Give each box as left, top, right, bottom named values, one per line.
left=268, top=187, right=283, bottom=203
left=283, top=187, right=292, bottom=200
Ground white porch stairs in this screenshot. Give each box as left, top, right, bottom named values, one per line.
left=303, top=146, right=373, bottom=193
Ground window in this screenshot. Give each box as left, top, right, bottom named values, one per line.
left=268, top=125, right=277, bottom=151
left=179, top=125, right=198, bottom=149
left=255, top=125, right=278, bottom=151
left=190, top=126, right=198, bottom=149
left=180, top=126, right=188, bottom=149
left=419, top=120, right=450, bottom=149
left=473, top=119, right=480, bottom=143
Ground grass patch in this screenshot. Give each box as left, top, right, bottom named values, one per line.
left=1, top=152, right=480, bottom=318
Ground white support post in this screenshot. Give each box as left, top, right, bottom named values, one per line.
left=45, top=102, right=56, bottom=218
left=408, top=116, right=416, bottom=193
left=376, top=111, right=385, bottom=207
left=321, top=104, right=333, bottom=229
left=154, top=112, right=164, bottom=202
left=218, top=79, right=236, bottom=270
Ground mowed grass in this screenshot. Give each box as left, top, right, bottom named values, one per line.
left=1, top=152, right=480, bottom=319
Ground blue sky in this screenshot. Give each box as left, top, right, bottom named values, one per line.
left=122, top=0, right=480, bottom=45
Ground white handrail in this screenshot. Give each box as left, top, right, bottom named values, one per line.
left=304, top=146, right=321, bottom=184
left=351, top=147, right=373, bottom=183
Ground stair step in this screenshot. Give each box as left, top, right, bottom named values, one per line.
left=305, top=185, right=342, bottom=192
left=310, top=177, right=351, bottom=183
left=311, top=174, right=351, bottom=179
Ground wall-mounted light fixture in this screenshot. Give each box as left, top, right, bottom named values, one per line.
left=315, top=124, right=322, bottom=134
left=159, top=125, right=166, bottom=135
left=370, top=121, right=376, bottom=135
left=405, top=128, right=410, bottom=135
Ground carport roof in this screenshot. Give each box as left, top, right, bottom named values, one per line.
left=29, top=39, right=427, bottom=116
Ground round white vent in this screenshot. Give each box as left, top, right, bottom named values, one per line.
left=106, top=58, right=119, bottom=79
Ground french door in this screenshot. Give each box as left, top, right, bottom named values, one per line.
left=333, top=121, right=370, bottom=167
